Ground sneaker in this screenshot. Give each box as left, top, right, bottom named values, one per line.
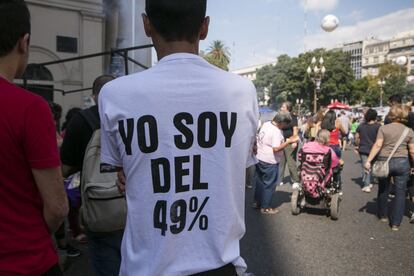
left=279, top=182, right=284, bottom=186
left=245, top=184, right=253, bottom=189
left=65, top=245, right=81, bottom=258
left=292, top=183, right=300, bottom=190
left=410, top=213, right=414, bottom=224
left=391, top=225, right=399, bottom=231
left=379, top=217, right=389, bottom=223
left=369, top=184, right=373, bottom=188
left=362, top=186, right=371, bottom=193
left=260, top=208, right=279, bottom=215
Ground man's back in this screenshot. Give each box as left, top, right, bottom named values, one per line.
left=0, top=78, right=60, bottom=274
left=100, top=53, right=258, bottom=275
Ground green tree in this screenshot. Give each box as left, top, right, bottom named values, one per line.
left=255, top=49, right=355, bottom=110
left=204, top=40, right=231, bottom=71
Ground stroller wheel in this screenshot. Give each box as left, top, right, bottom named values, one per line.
left=291, top=190, right=301, bottom=215
left=330, top=193, right=340, bottom=220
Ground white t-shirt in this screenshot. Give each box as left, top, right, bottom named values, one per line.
left=99, top=53, right=258, bottom=276
left=256, top=122, right=284, bottom=164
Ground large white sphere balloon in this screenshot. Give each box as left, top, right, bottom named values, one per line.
left=396, top=56, right=408, bottom=66
left=321, top=15, right=340, bottom=32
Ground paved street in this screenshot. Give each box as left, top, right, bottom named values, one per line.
left=65, top=149, right=414, bottom=276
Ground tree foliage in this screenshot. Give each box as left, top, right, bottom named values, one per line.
left=255, top=50, right=414, bottom=109
left=204, top=40, right=231, bottom=71
left=254, top=49, right=355, bottom=110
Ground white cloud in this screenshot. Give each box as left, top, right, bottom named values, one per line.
left=347, top=10, right=363, bottom=22
left=300, top=0, right=339, bottom=12
left=304, top=8, right=414, bottom=50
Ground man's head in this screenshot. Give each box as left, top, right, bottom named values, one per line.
left=92, top=75, right=115, bottom=104
left=280, top=102, right=293, bottom=113
left=143, top=0, right=209, bottom=49
left=273, top=111, right=292, bottom=129
left=388, top=94, right=402, bottom=106
left=0, top=0, right=31, bottom=78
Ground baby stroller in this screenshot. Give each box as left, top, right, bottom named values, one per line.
left=291, top=148, right=341, bottom=220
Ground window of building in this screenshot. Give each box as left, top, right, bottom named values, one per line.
left=21, top=64, right=54, bottom=101
left=56, top=36, right=78, bottom=53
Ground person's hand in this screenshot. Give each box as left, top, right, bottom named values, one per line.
left=292, top=142, right=298, bottom=149
left=411, top=168, right=414, bottom=175
left=364, top=162, right=371, bottom=172
left=117, top=170, right=126, bottom=194
left=252, top=140, right=258, bottom=155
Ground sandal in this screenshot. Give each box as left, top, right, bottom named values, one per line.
left=260, top=208, right=279, bottom=215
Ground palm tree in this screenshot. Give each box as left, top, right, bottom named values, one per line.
left=204, top=40, right=231, bottom=71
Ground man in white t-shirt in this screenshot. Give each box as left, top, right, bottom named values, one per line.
left=254, top=112, right=297, bottom=214
left=98, top=0, right=258, bottom=275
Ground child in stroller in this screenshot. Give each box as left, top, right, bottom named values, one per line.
left=291, top=129, right=343, bottom=220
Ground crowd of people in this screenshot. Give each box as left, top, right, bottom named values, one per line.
left=1, top=1, right=413, bottom=276
left=251, top=96, right=414, bottom=231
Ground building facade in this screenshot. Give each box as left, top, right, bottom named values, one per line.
left=342, top=41, right=363, bottom=79
left=361, top=39, right=390, bottom=77
left=20, top=0, right=151, bottom=119
left=388, top=31, right=414, bottom=75
left=232, top=62, right=276, bottom=106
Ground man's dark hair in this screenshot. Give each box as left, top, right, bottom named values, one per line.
left=92, top=75, right=115, bottom=96
left=364, top=109, right=377, bottom=122
left=145, top=0, right=207, bottom=42
left=388, top=94, right=402, bottom=105
left=0, top=0, right=31, bottom=57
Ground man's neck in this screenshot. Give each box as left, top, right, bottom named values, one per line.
left=155, top=40, right=199, bottom=61
left=0, top=56, right=18, bottom=82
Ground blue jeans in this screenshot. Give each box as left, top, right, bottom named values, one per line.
left=330, top=144, right=342, bottom=159
left=377, top=157, right=410, bottom=226
left=88, top=230, right=124, bottom=276
left=254, top=161, right=279, bottom=209
left=359, top=154, right=371, bottom=188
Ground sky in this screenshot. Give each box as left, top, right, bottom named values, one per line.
left=200, top=0, right=414, bottom=70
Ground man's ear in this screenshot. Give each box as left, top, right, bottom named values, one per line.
left=199, top=16, right=210, bottom=41
left=142, top=13, right=152, bottom=38
left=18, top=33, right=30, bottom=55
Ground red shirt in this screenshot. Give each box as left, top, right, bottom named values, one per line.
left=0, top=78, right=60, bottom=275
left=329, top=128, right=340, bottom=146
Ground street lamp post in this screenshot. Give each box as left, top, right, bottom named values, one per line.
left=378, top=79, right=386, bottom=107
left=296, top=98, right=304, bottom=117
left=307, top=56, right=326, bottom=114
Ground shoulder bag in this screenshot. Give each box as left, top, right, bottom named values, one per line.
left=372, top=127, right=410, bottom=178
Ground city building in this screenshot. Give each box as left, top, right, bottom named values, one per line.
left=387, top=31, right=414, bottom=75
left=342, top=41, right=363, bottom=79
left=232, top=62, right=276, bottom=106
left=361, top=39, right=390, bottom=77
left=18, top=0, right=152, bottom=118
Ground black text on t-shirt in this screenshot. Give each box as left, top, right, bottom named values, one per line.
left=117, top=111, right=238, bottom=236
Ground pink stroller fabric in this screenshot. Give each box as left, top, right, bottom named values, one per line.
left=299, top=142, right=333, bottom=198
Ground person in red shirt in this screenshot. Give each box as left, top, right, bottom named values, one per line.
left=0, top=1, right=69, bottom=275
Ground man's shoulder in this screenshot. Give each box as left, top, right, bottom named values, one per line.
left=0, top=80, right=46, bottom=107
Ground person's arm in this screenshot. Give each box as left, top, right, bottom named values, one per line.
left=62, top=164, right=79, bottom=178
left=365, top=138, right=383, bottom=171
left=32, top=168, right=69, bottom=233
left=336, top=119, right=346, bottom=134
left=273, top=137, right=296, bottom=152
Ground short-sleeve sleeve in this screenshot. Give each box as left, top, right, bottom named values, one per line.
left=99, top=90, right=123, bottom=167
left=271, top=129, right=283, bottom=148
left=408, top=129, right=414, bottom=145
left=24, top=98, right=60, bottom=169
left=376, top=126, right=384, bottom=141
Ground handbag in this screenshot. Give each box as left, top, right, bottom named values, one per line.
left=372, top=128, right=410, bottom=178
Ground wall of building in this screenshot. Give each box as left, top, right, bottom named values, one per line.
left=22, top=0, right=152, bottom=121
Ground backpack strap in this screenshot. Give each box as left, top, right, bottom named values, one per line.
left=80, top=108, right=100, bottom=132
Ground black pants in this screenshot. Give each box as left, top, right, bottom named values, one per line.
left=43, top=263, right=62, bottom=276
left=191, top=263, right=237, bottom=276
